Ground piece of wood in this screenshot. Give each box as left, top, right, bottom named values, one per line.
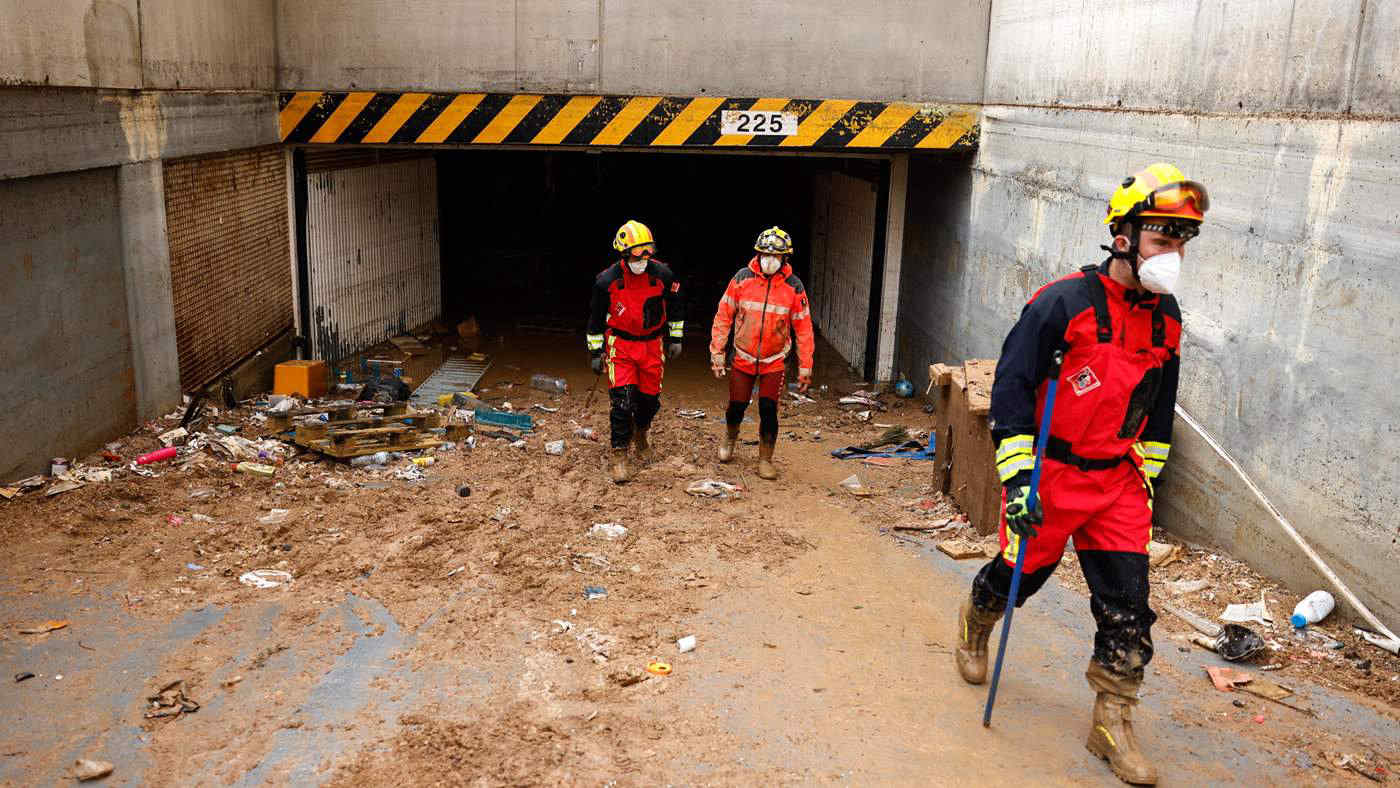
left=936, top=539, right=985, bottom=560
left=963, top=359, right=996, bottom=415
left=928, top=363, right=954, bottom=387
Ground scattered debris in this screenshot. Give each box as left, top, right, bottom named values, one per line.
left=1325, top=752, right=1390, bottom=782
left=144, top=679, right=200, bottom=719
left=677, top=635, right=697, bottom=653
left=1217, top=623, right=1267, bottom=662
left=1206, top=665, right=1253, bottom=691
left=136, top=447, right=178, bottom=465
left=1147, top=540, right=1182, bottom=568
left=545, top=440, right=566, bottom=456
left=589, top=523, right=628, bottom=540
left=14, top=673, right=34, bottom=682
left=677, top=409, right=706, bottom=420
left=646, top=661, right=673, bottom=676
left=238, top=570, right=293, bottom=589
left=1163, top=578, right=1211, bottom=595
left=936, top=539, right=986, bottom=560
left=221, top=676, right=244, bottom=688
left=1161, top=601, right=1223, bottom=638
left=186, top=563, right=205, bottom=571
left=74, top=759, right=114, bottom=781
left=584, top=586, right=608, bottom=600
left=44, top=480, right=83, bottom=497
left=532, top=404, right=560, bottom=413
left=1221, top=591, right=1273, bottom=627
left=18, top=620, right=69, bottom=635
left=456, top=484, right=471, bottom=497
left=609, top=668, right=647, bottom=687
left=257, top=508, right=291, bottom=525
left=686, top=479, right=740, bottom=499
left=892, top=517, right=957, bottom=533
left=158, top=426, right=188, bottom=447
left=445, top=566, right=466, bottom=578
left=838, top=474, right=876, bottom=497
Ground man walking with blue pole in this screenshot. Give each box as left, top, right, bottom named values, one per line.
left=953, top=164, right=1210, bottom=785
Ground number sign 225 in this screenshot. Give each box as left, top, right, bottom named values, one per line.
left=719, top=110, right=799, bottom=136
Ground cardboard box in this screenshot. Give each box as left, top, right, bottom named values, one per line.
left=273, top=360, right=328, bottom=399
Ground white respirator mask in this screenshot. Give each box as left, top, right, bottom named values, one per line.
left=759, top=254, right=783, bottom=275
left=1136, top=251, right=1180, bottom=294
left=627, top=260, right=648, bottom=275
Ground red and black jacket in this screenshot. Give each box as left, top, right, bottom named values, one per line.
left=586, top=260, right=685, bottom=348
left=989, top=262, right=1180, bottom=483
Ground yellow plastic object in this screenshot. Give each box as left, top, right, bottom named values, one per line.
left=646, top=661, right=672, bottom=676
left=273, top=360, right=328, bottom=399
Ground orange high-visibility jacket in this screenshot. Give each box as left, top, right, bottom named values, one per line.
left=709, top=257, right=816, bottom=377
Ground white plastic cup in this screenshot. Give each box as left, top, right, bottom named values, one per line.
left=677, top=635, right=697, bottom=653
left=1291, top=590, right=1335, bottom=628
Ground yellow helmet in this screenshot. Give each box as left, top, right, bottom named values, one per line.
left=613, top=220, right=655, bottom=253
left=754, top=226, right=794, bottom=255
left=1104, top=163, right=1209, bottom=230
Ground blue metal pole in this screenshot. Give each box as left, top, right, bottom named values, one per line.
left=984, top=350, right=1064, bottom=727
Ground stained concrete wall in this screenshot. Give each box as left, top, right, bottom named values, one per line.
left=276, top=0, right=991, bottom=101
left=0, top=0, right=277, bottom=90
left=0, top=168, right=137, bottom=481
left=896, top=0, right=1400, bottom=624
left=139, top=0, right=278, bottom=89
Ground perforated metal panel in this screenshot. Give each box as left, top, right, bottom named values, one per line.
left=164, top=147, right=292, bottom=389
left=304, top=156, right=441, bottom=362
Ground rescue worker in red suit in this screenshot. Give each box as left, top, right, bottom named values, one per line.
left=953, top=164, right=1209, bottom=785
left=586, top=220, right=684, bottom=484
left=709, top=227, right=815, bottom=480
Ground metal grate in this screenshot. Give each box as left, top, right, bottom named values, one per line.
left=409, top=355, right=493, bottom=408
left=164, top=146, right=292, bottom=389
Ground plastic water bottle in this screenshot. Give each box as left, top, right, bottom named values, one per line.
left=1291, top=590, right=1335, bottom=628
left=531, top=374, right=569, bottom=394
left=350, top=451, right=391, bottom=467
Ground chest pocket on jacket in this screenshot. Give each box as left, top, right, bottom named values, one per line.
left=642, top=295, right=664, bottom=329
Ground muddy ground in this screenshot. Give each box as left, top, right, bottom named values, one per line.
left=1, top=332, right=1397, bottom=786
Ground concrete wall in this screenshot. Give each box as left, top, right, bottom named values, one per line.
left=896, top=0, right=1400, bottom=624
left=0, top=168, right=137, bottom=481
left=0, top=0, right=277, bottom=90
left=276, top=0, right=991, bottom=101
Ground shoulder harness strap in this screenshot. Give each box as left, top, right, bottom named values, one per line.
left=1079, top=265, right=1113, bottom=343
left=1151, top=299, right=1165, bottom=348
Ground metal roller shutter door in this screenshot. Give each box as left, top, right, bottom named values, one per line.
left=164, top=147, right=292, bottom=389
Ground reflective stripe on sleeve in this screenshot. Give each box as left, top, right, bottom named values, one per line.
left=586, top=334, right=604, bottom=351
left=668, top=321, right=684, bottom=338
left=996, top=454, right=1035, bottom=482
left=996, top=435, right=1035, bottom=463
left=1138, top=441, right=1171, bottom=461
left=1140, top=459, right=1165, bottom=478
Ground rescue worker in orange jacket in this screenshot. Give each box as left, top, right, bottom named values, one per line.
left=709, top=227, right=815, bottom=480
left=954, top=164, right=1208, bottom=785
left=586, top=220, right=684, bottom=484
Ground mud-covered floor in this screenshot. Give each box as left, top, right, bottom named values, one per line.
left=1, top=331, right=1397, bottom=786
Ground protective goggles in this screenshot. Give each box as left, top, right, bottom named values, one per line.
left=1140, top=181, right=1209, bottom=221
left=1140, top=220, right=1201, bottom=240
left=627, top=244, right=656, bottom=258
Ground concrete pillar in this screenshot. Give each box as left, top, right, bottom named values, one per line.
left=118, top=160, right=183, bottom=420
left=875, top=153, right=908, bottom=382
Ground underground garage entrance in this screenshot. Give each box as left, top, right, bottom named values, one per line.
left=293, top=148, right=907, bottom=384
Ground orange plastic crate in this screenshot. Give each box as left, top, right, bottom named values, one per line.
left=273, top=360, right=328, bottom=399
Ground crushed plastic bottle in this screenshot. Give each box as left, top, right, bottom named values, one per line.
left=530, top=374, right=569, bottom=394
left=350, top=451, right=391, bottom=467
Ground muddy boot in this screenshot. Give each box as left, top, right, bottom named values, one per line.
left=1085, top=661, right=1158, bottom=785
left=954, top=593, right=1004, bottom=685
left=633, top=426, right=651, bottom=464
left=609, top=448, right=630, bottom=485
left=757, top=439, right=778, bottom=480
left=717, top=424, right=740, bottom=463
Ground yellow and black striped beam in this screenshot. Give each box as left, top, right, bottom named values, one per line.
left=279, top=92, right=979, bottom=151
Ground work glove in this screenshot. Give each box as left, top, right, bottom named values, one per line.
left=1002, top=472, right=1042, bottom=539
left=710, top=353, right=727, bottom=379
left=667, top=342, right=682, bottom=361
left=590, top=353, right=604, bottom=375
left=797, top=373, right=812, bottom=393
